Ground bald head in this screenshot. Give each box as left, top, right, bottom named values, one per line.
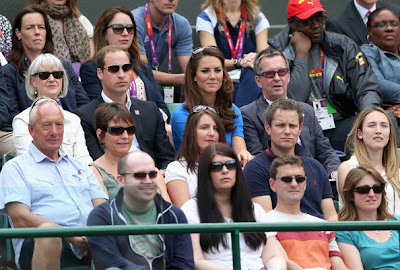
left=118, top=151, right=155, bottom=174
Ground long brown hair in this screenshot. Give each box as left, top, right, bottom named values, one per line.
left=7, top=5, right=54, bottom=77
left=339, top=165, right=393, bottom=221
left=28, top=0, right=82, bottom=17
left=92, top=6, right=141, bottom=69
left=183, top=47, right=237, bottom=132
left=176, top=109, right=226, bottom=173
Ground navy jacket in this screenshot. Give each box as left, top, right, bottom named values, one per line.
left=0, top=60, right=90, bottom=131
left=0, top=65, right=11, bottom=129
left=87, top=189, right=194, bottom=270
left=80, top=60, right=169, bottom=121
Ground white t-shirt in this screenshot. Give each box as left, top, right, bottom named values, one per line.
left=181, top=199, right=274, bottom=269
left=165, top=160, right=198, bottom=199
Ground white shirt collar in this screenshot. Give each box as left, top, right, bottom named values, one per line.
left=354, top=0, right=377, bottom=25
left=101, top=91, right=132, bottom=110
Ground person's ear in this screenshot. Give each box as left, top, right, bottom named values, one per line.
left=357, top=128, right=363, bottom=140
left=265, top=122, right=271, bottom=135
left=15, top=28, right=22, bottom=40
left=255, top=75, right=263, bottom=89
left=270, top=178, right=277, bottom=192
left=28, top=123, right=35, bottom=138
left=97, top=68, right=104, bottom=81
left=116, top=175, right=125, bottom=187
left=96, top=128, right=103, bottom=142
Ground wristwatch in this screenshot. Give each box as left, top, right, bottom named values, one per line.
left=233, top=58, right=242, bottom=69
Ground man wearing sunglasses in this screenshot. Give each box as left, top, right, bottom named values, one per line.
left=240, top=47, right=340, bottom=181
left=132, top=0, right=192, bottom=89
left=74, top=45, right=175, bottom=170
left=266, top=155, right=348, bottom=270
left=244, top=99, right=337, bottom=221
left=0, top=100, right=107, bottom=270
left=87, top=151, right=194, bottom=270
left=268, top=0, right=383, bottom=153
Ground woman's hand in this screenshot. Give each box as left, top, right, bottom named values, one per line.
left=240, top=52, right=257, bottom=69
left=237, top=149, right=254, bottom=168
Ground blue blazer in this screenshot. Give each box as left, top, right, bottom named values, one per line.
left=0, top=60, right=90, bottom=130
left=80, top=60, right=169, bottom=120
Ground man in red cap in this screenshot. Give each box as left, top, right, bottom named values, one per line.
left=268, top=0, right=387, bottom=153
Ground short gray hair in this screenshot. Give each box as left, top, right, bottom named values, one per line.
left=26, top=53, right=69, bottom=100
left=29, top=98, right=62, bottom=127
left=254, top=47, right=290, bottom=75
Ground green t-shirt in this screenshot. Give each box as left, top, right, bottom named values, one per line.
left=121, top=200, right=163, bottom=261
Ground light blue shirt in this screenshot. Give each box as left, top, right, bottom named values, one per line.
left=0, top=143, right=107, bottom=267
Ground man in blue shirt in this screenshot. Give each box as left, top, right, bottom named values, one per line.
left=132, top=0, right=193, bottom=87
left=0, top=98, right=107, bottom=270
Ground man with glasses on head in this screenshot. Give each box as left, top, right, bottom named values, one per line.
left=243, top=99, right=337, bottom=221
left=266, top=155, right=348, bottom=270
left=0, top=98, right=107, bottom=270
left=268, top=0, right=383, bottom=153
left=74, top=45, right=175, bottom=171
left=87, top=151, right=194, bottom=270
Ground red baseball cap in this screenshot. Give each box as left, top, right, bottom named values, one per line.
left=287, top=0, right=327, bottom=20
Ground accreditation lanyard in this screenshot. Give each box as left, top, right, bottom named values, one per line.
left=320, top=47, right=325, bottom=94
left=0, top=30, right=6, bottom=58
left=128, top=71, right=137, bottom=99
left=217, top=7, right=246, bottom=59
left=144, top=3, right=172, bottom=72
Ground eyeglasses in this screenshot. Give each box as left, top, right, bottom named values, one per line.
left=102, top=63, right=133, bottom=74
left=106, top=125, right=135, bottom=135
left=192, top=105, right=219, bottom=115
left=277, top=175, right=306, bottom=183
left=121, top=171, right=158, bottom=180
left=371, top=22, right=400, bottom=29
left=258, top=68, right=289, bottom=78
left=32, top=71, right=64, bottom=80
left=292, top=15, right=326, bottom=26
left=210, top=159, right=237, bottom=172
left=107, top=24, right=135, bottom=34
left=192, top=45, right=219, bottom=55
left=353, top=184, right=384, bottom=194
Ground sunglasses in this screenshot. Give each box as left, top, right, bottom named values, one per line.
left=107, top=24, right=135, bottom=34
left=192, top=45, right=219, bottom=55
left=102, top=63, right=133, bottom=74
left=258, top=68, right=289, bottom=78
left=192, top=105, right=219, bottom=115
left=353, top=184, right=384, bottom=194
left=121, top=171, right=158, bottom=180
left=106, top=125, right=135, bottom=135
left=277, top=175, right=306, bottom=183
left=292, top=15, right=326, bottom=26
left=210, top=159, right=237, bottom=172
left=32, top=71, right=64, bottom=80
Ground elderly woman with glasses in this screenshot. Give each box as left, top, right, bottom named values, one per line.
left=12, top=53, right=92, bottom=163
left=171, top=46, right=253, bottom=166
left=79, top=6, right=169, bottom=121
left=336, top=165, right=400, bottom=270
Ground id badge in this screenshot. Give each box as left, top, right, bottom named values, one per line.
left=163, top=86, right=174, bottom=103
left=313, top=99, right=335, bottom=130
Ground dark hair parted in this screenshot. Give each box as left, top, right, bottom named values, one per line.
left=7, top=5, right=54, bottom=77
left=339, top=165, right=393, bottom=221
left=92, top=6, right=142, bottom=69
left=270, top=155, right=305, bottom=179
left=177, top=109, right=226, bottom=174
left=94, top=102, right=135, bottom=141
left=96, top=45, right=130, bottom=69
left=183, top=47, right=237, bottom=132
left=196, top=142, right=266, bottom=252
left=264, top=98, right=304, bottom=126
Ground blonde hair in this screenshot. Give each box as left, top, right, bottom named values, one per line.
left=201, top=0, right=260, bottom=29
left=347, top=107, right=400, bottom=199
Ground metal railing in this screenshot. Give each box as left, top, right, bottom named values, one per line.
left=1, top=221, right=400, bottom=270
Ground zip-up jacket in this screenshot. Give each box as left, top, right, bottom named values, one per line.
left=87, top=189, right=194, bottom=270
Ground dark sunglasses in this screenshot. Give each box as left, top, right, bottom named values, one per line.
left=292, top=15, right=326, bottom=26
left=353, top=184, right=384, bottom=194
left=192, top=105, right=219, bottom=115
left=210, top=159, right=237, bottom=172
left=121, top=171, right=158, bottom=180
left=107, top=24, right=135, bottom=34
left=277, top=175, right=306, bottom=183
left=102, top=63, right=133, bottom=74
left=258, top=68, right=289, bottom=78
left=106, top=125, right=135, bottom=135
left=32, top=71, right=64, bottom=80
left=192, top=45, right=219, bottom=55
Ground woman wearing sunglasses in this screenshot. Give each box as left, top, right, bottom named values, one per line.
left=181, top=142, right=285, bottom=269
left=0, top=6, right=90, bottom=157
left=337, top=107, right=400, bottom=215
left=336, top=165, right=400, bottom=270
left=80, top=6, right=169, bottom=121
left=165, top=108, right=226, bottom=207
left=171, top=46, right=253, bottom=166
left=12, top=53, right=92, bottom=163
left=28, top=0, right=94, bottom=65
